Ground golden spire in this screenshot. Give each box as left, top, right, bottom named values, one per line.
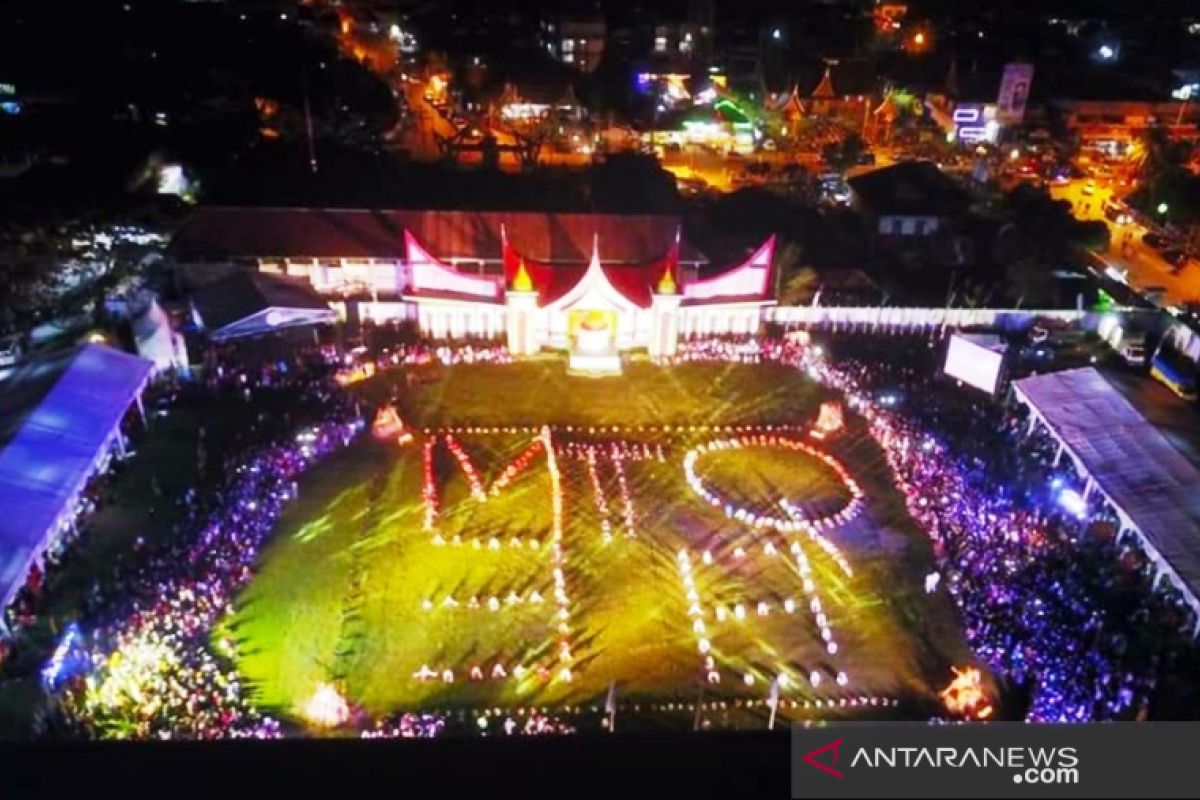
left=657, top=264, right=677, bottom=295
left=512, top=257, right=533, bottom=292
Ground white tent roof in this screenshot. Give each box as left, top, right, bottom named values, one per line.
left=1012, top=368, right=1200, bottom=602
left=0, top=344, right=153, bottom=611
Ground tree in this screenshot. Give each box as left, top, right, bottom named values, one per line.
left=780, top=266, right=820, bottom=305
left=589, top=154, right=678, bottom=213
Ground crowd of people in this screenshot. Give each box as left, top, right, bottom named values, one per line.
left=673, top=333, right=1197, bottom=721
left=361, top=711, right=575, bottom=738
left=17, top=348, right=363, bottom=739
left=13, top=329, right=1200, bottom=737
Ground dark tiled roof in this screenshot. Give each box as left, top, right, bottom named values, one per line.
left=847, top=162, right=968, bottom=217
left=171, top=208, right=708, bottom=266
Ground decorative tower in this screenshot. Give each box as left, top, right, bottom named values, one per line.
left=505, top=257, right=539, bottom=356
left=648, top=231, right=683, bottom=359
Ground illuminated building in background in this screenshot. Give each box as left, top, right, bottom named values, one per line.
left=848, top=162, right=968, bottom=237
left=541, top=14, right=606, bottom=73
left=170, top=209, right=779, bottom=362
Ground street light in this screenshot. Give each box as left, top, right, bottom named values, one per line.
left=1157, top=202, right=1169, bottom=215
left=1097, top=44, right=1115, bottom=60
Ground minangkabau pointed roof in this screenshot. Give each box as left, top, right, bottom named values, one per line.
left=811, top=65, right=837, bottom=99
left=776, top=84, right=807, bottom=119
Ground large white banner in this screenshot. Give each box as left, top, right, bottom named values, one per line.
left=944, top=333, right=1006, bottom=395
left=996, top=63, right=1034, bottom=123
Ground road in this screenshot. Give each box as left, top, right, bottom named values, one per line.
left=1050, top=179, right=1199, bottom=308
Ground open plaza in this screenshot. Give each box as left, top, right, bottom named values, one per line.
left=224, top=357, right=968, bottom=731
left=6, top=323, right=1197, bottom=745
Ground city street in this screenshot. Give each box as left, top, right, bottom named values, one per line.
left=1051, top=179, right=1199, bottom=307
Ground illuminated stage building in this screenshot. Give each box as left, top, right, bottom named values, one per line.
left=171, top=209, right=777, bottom=370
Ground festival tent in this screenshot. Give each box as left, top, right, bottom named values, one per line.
left=190, top=270, right=336, bottom=341
left=132, top=298, right=189, bottom=374
left=1012, top=367, right=1200, bottom=629
left=0, top=344, right=153, bottom=619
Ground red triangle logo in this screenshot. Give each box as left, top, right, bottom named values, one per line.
left=802, top=738, right=845, bottom=779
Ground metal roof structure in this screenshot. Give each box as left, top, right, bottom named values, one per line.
left=0, top=344, right=152, bottom=614
left=1012, top=367, right=1200, bottom=621
left=190, top=271, right=335, bottom=341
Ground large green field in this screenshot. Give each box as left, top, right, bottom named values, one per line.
left=223, top=358, right=972, bottom=730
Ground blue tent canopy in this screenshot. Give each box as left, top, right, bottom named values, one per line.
left=0, top=344, right=152, bottom=615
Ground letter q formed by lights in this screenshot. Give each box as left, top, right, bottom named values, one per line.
left=682, top=434, right=864, bottom=576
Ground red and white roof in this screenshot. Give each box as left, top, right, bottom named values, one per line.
left=406, top=226, right=774, bottom=308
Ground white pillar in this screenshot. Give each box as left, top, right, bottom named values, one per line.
left=505, top=290, right=539, bottom=356
left=649, top=292, right=683, bottom=358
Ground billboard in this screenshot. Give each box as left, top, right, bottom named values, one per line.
left=943, top=333, right=1006, bottom=395
left=952, top=103, right=999, bottom=143
left=996, top=63, right=1034, bottom=123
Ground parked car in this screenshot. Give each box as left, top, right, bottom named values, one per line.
left=0, top=334, right=24, bottom=368
left=1142, top=232, right=1172, bottom=250
left=1118, top=332, right=1147, bottom=366
left=1103, top=201, right=1131, bottom=225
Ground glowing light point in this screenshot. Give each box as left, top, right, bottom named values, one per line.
left=303, top=683, right=349, bottom=728
left=810, top=670, right=822, bottom=688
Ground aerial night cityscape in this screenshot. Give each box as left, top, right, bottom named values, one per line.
left=1, top=0, right=1199, bottom=795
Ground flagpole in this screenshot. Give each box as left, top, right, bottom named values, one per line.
left=605, top=680, right=617, bottom=733
left=767, top=676, right=780, bottom=730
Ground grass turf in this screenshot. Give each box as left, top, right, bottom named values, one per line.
left=224, top=359, right=972, bottom=728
